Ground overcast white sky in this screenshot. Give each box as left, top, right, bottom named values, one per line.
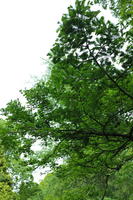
left=0, top=0, right=76, bottom=109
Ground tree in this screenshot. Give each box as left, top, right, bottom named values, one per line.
left=29, top=161, right=133, bottom=200
left=18, top=181, right=42, bottom=200
left=1, top=0, right=133, bottom=198
left=0, top=120, right=18, bottom=199
left=0, top=118, right=34, bottom=189
left=0, top=148, right=17, bottom=200
left=89, top=0, right=133, bottom=24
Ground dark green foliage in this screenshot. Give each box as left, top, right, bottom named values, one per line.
left=18, top=182, right=42, bottom=200
left=1, top=0, right=133, bottom=199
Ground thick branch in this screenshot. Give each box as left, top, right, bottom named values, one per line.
left=129, top=127, right=133, bottom=137
left=87, top=46, right=133, bottom=100
left=101, top=175, right=109, bottom=200
left=93, top=56, right=133, bottom=100
left=59, top=129, right=133, bottom=141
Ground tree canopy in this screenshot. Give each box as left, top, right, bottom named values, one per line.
left=0, top=0, right=133, bottom=199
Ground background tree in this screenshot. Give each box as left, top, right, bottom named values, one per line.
left=0, top=148, right=18, bottom=200
left=0, top=118, right=34, bottom=194
left=18, top=181, right=42, bottom=200
left=27, top=161, right=133, bottom=200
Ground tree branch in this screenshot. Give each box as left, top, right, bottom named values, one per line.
left=86, top=45, right=133, bottom=100
left=101, top=175, right=109, bottom=200
left=58, top=129, right=133, bottom=141
left=93, top=56, right=133, bottom=100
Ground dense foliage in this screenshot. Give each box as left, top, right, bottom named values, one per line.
left=28, top=164, right=133, bottom=200
left=0, top=148, right=17, bottom=200
left=0, top=0, right=132, bottom=199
